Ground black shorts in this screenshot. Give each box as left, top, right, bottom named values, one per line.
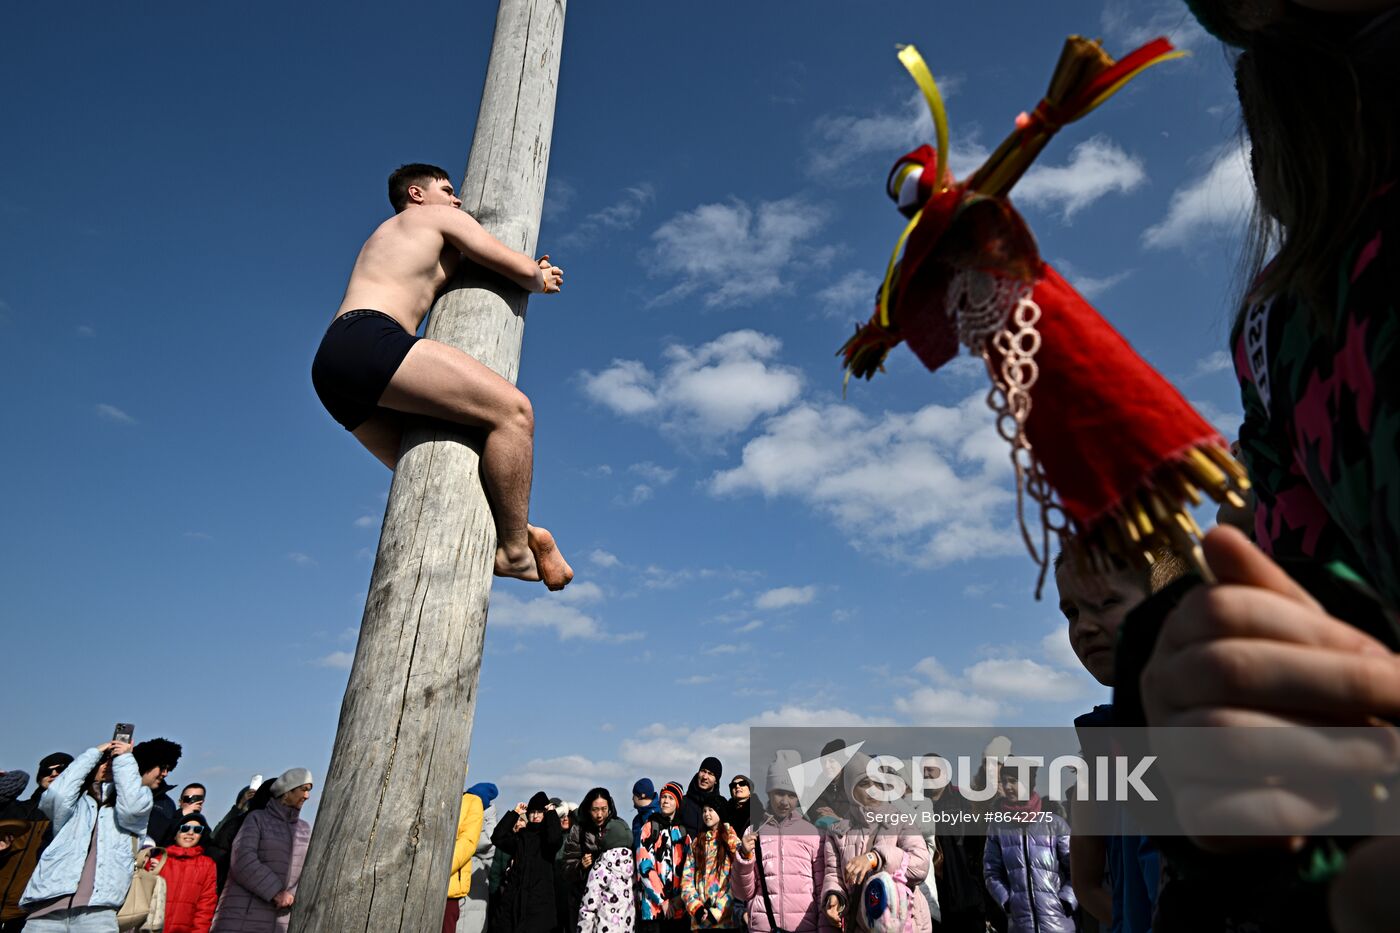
left=311, top=309, right=420, bottom=431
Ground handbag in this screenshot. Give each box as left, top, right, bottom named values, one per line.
left=117, top=843, right=168, bottom=932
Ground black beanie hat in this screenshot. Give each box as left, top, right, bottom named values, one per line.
left=173, top=811, right=210, bottom=835
left=38, top=752, right=74, bottom=773
left=699, top=757, right=723, bottom=780
left=527, top=791, right=551, bottom=812
left=820, top=739, right=846, bottom=757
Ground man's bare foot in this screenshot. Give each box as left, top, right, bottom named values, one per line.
left=494, top=541, right=541, bottom=583
left=527, top=525, right=574, bottom=591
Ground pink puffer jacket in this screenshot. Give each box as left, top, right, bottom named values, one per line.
left=820, top=821, right=931, bottom=933
left=731, top=812, right=833, bottom=933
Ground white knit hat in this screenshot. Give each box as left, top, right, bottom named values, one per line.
left=271, top=768, right=313, bottom=796
left=766, top=750, right=801, bottom=795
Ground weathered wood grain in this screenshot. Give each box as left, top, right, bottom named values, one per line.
left=289, top=2, right=565, bottom=930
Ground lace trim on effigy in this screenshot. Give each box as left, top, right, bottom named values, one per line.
left=948, top=268, right=1065, bottom=596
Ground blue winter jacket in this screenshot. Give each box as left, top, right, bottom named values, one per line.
left=983, top=813, right=1077, bottom=933
left=632, top=802, right=659, bottom=851
left=20, top=747, right=152, bottom=910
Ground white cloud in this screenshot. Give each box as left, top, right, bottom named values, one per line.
left=734, top=619, right=764, bottom=634
left=543, top=178, right=578, bottom=221
left=1054, top=259, right=1132, bottom=301
left=894, top=687, right=1002, bottom=725
left=580, top=359, right=658, bottom=417
left=562, top=184, right=655, bottom=244
left=1191, top=398, right=1244, bottom=439
left=964, top=658, right=1089, bottom=702
left=315, top=651, right=354, bottom=670
left=1188, top=350, right=1233, bottom=380
left=816, top=270, right=881, bottom=319
left=649, top=197, right=831, bottom=307
left=76, top=325, right=96, bottom=338
left=491, top=586, right=634, bottom=642
left=629, top=462, right=677, bottom=485
left=589, top=184, right=655, bottom=229
left=503, top=754, right=630, bottom=803
left=942, top=355, right=988, bottom=383
left=1014, top=137, right=1146, bottom=220
left=677, top=674, right=717, bottom=686
left=1143, top=144, right=1253, bottom=249
left=1040, top=626, right=1082, bottom=672
left=287, top=552, right=317, bottom=567
left=1101, top=1, right=1210, bottom=51
left=623, top=484, right=654, bottom=505
left=616, top=705, right=889, bottom=782
left=754, top=586, right=818, bottom=610
left=556, top=581, right=605, bottom=605
left=590, top=549, right=621, bottom=569
left=581, top=330, right=804, bottom=437
left=808, top=90, right=930, bottom=180
left=710, top=393, right=1020, bottom=567
left=894, top=646, right=1091, bottom=725
left=913, top=656, right=952, bottom=683
left=353, top=515, right=376, bottom=529
left=806, top=84, right=976, bottom=183
left=96, top=403, right=136, bottom=425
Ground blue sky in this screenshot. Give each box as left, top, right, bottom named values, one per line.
left=1, top=0, right=1252, bottom=816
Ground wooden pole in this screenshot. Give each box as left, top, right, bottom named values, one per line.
left=290, top=2, right=565, bottom=930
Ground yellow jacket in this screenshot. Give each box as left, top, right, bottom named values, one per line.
left=448, top=791, right=485, bottom=899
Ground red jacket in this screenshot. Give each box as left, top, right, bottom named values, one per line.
left=160, top=844, right=218, bottom=933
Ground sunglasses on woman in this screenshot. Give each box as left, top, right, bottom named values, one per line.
left=177, top=824, right=204, bottom=834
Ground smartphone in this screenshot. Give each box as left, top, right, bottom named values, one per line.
left=113, top=723, right=135, bottom=745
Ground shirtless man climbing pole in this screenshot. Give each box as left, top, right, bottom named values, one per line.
left=312, top=162, right=573, bottom=590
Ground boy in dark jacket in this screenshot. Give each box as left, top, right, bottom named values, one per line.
left=631, top=780, right=658, bottom=852
left=1057, top=547, right=1185, bottom=932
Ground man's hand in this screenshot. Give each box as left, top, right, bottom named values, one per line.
left=740, top=828, right=756, bottom=857
left=582, top=853, right=593, bottom=869
left=0, top=834, right=13, bottom=852
left=1141, top=526, right=1400, bottom=846
left=109, top=741, right=133, bottom=758
left=535, top=256, right=563, bottom=294
left=273, top=891, right=295, bottom=909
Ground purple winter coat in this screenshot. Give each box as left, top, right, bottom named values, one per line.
left=731, top=811, right=834, bottom=933
left=982, top=814, right=1076, bottom=933
left=209, top=800, right=310, bottom=933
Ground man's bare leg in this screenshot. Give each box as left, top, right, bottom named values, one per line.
left=358, top=339, right=572, bottom=590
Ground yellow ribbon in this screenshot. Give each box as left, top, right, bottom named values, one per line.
left=1079, top=49, right=1187, bottom=120
left=896, top=45, right=949, bottom=191
left=878, top=45, right=949, bottom=329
